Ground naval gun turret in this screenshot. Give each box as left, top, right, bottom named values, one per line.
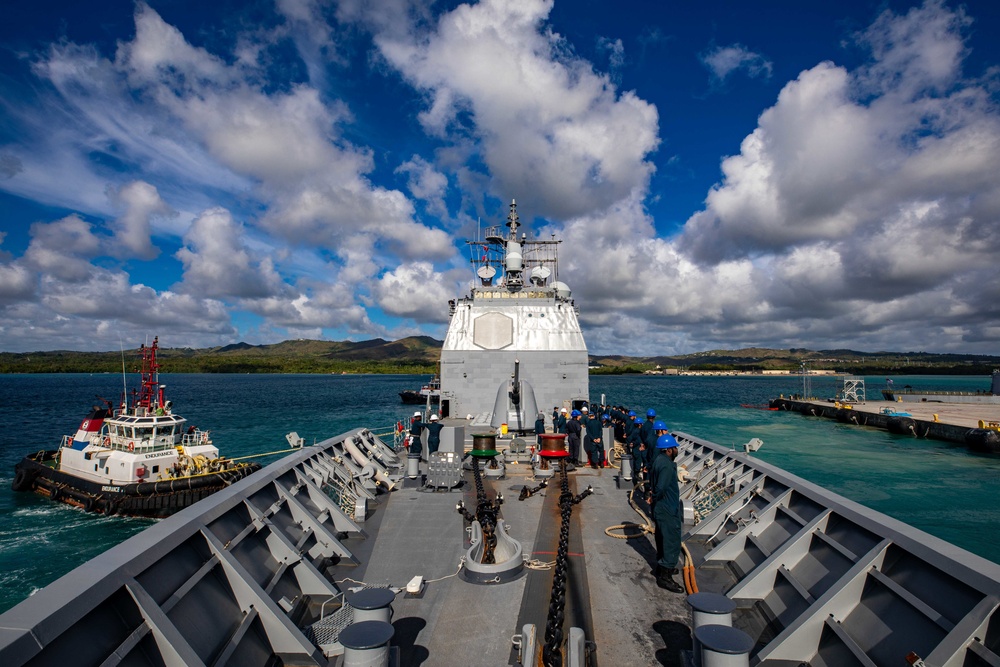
left=490, top=358, right=539, bottom=433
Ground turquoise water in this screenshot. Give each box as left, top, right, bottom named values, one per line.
left=1, top=372, right=997, bottom=613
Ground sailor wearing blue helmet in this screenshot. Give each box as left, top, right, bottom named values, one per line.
left=566, top=409, right=583, bottom=464
left=646, top=420, right=669, bottom=470
left=639, top=409, right=656, bottom=457
left=648, top=433, right=683, bottom=593
left=584, top=408, right=603, bottom=468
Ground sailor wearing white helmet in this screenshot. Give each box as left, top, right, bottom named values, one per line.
left=409, top=411, right=423, bottom=458
left=424, top=413, right=444, bottom=455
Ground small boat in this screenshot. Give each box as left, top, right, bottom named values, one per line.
left=399, top=375, right=441, bottom=404
left=879, top=406, right=913, bottom=417
left=10, top=336, right=261, bottom=517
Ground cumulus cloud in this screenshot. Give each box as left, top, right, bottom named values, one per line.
left=175, top=207, right=290, bottom=300
left=22, top=215, right=103, bottom=282
left=569, top=0, right=1000, bottom=354
left=114, top=2, right=455, bottom=269
left=366, top=0, right=660, bottom=219
left=396, top=156, right=449, bottom=218
left=107, top=181, right=173, bottom=260
left=700, top=44, right=773, bottom=82
left=2, top=0, right=998, bottom=356
left=250, top=279, right=383, bottom=335
left=680, top=1, right=1000, bottom=269
left=0, top=267, right=236, bottom=352
left=0, top=1, right=464, bottom=349
left=373, top=262, right=456, bottom=323
left=0, top=261, right=36, bottom=306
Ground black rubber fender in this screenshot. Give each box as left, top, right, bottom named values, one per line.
left=965, top=429, right=1000, bottom=453
left=887, top=417, right=915, bottom=435
left=11, top=466, right=35, bottom=492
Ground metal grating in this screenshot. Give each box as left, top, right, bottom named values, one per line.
left=307, top=603, right=354, bottom=645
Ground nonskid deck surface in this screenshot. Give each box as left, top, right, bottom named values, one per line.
left=338, top=460, right=693, bottom=665
left=1, top=427, right=999, bottom=667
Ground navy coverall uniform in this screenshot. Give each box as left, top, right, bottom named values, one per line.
left=650, top=449, right=681, bottom=571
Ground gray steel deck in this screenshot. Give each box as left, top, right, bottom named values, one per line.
left=1, top=427, right=998, bottom=666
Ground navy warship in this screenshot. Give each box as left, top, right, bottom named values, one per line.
left=1, top=201, right=999, bottom=667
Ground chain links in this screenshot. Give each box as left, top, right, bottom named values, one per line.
left=456, top=456, right=504, bottom=564
left=541, top=460, right=593, bottom=666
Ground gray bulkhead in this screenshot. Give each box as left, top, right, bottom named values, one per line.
left=439, top=296, right=588, bottom=421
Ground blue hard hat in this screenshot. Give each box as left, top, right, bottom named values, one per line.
left=653, top=420, right=668, bottom=431
left=570, top=409, right=581, bottom=417
left=656, top=434, right=679, bottom=449
left=602, top=414, right=610, bottom=421
left=646, top=409, right=656, bottom=418
left=627, top=410, right=636, bottom=417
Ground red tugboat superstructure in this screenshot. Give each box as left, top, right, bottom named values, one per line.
left=11, top=336, right=261, bottom=517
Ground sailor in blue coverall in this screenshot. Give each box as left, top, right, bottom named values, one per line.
left=648, top=433, right=684, bottom=593
left=424, top=414, right=444, bottom=455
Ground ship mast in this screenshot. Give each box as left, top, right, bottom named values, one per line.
left=132, top=336, right=165, bottom=411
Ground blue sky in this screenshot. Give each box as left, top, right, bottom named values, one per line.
left=1, top=0, right=999, bottom=355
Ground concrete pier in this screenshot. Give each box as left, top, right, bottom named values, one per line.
left=769, top=397, right=1000, bottom=452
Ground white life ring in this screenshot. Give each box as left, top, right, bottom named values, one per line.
left=127, top=441, right=135, bottom=452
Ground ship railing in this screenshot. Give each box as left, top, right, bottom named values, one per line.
left=181, top=430, right=211, bottom=446
left=94, top=435, right=166, bottom=453
left=371, top=424, right=407, bottom=452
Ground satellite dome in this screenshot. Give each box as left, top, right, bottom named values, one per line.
left=551, top=281, right=571, bottom=299
left=529, top=266, right=551, bottom=286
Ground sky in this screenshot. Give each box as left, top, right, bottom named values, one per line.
left=1, top=0, right=999, bottom=355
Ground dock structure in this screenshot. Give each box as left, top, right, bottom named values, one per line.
left=3, top=425, right=1000, bottom=666
left=770, top=397, right=1000, bottom=452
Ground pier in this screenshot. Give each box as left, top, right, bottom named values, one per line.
left=769, top=396, right=1000, bottom=452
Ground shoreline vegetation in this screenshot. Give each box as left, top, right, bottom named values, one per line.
left=1, top=337, right=998, bottom=376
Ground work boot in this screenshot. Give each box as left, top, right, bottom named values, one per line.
left=656, top=568, right=684, bottom=593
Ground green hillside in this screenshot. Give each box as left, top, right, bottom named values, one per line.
left=1, top=337, right=996, bottom=374
left=0, top=337, right=443, bottom=374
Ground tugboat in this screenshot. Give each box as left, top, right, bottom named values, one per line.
left=10, top=336, right=261, bottom=517
left=398, top=375, right=441, bottom=404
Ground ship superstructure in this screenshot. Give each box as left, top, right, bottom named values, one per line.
left=439, top=200, right=588, bottom=430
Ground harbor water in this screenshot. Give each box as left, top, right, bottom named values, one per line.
left=1, top=372, right=998, bottom=613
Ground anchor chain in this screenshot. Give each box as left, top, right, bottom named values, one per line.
left=456, top=456, right=504, bottom=564
left=541, top=460, right=593, bottom=667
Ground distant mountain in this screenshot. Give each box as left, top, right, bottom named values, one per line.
left=0, top=336, right=444, bottom=374
left=1, top=338, right=997, bottom=374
